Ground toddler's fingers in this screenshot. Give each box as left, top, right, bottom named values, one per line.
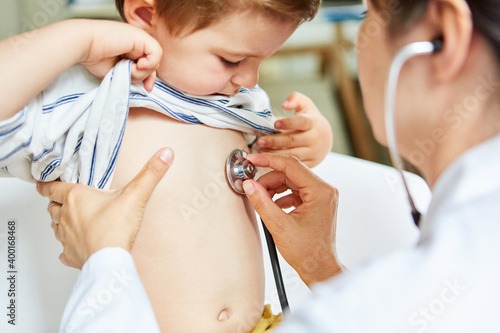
left=281, top=92, right=314, bottom=112
left=123, top=37, right=162, bottom=65
left=130, top=65, right=158, bottom=90
left=136, top=51, right=161, bottom=72
left=275, top=114, right=313, bottom=132
left=142, top=72, right=157, bottom=92
left=258, top=147, right=314, bottom=166
left=257, top=131, right=310, bottom=149
left=128, top=41, right=162, bottom=86
left=130, top=62, right=153, bottom=79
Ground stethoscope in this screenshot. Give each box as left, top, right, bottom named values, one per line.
left=224, top=38, right=443, bottom=314
left=226, top=148, right=290, bottom=313
left=385, top=39, right=443, bottom=227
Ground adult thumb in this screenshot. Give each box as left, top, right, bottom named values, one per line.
left=124, top=147, right=174, bottom=202
left=243, top=180, right=285, bottom=230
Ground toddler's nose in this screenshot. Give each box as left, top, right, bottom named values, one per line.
left=231, top=68, right=259, bottom=90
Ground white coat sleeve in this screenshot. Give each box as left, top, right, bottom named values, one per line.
left=59, top=247, right=160, bottom=333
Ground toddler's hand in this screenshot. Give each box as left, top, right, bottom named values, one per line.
left=256, top=92, right=333, bottom=167
left=79, top=20, right=162, bottom=91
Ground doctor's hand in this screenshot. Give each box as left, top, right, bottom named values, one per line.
left=255, top=92, right=333, bottom=168
left=37, top=148, right=174, bottom=270
left=243, top=153, right=343, bottom=286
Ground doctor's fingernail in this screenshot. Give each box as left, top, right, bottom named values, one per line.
left=257, top=139, right=266, bottom=147
left=243, top=181, right=255, bottom=196
left=275, top=121, right=283, bottom=129
left=159, top=148, right=173, bottom=164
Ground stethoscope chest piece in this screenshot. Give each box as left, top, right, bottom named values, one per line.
left=226, top=148, right=256, bottom=194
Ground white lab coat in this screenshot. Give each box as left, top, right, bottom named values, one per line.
left=61, top=134, right=500, bottom=332
left=59, top=248, right=160, bottom=333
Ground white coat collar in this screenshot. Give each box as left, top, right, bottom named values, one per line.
left=419, top=134, right=500, bottom=235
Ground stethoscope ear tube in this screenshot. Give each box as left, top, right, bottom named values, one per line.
left=384, top=40, right=442, bottom=227
left=261, top=218, right=290, bottom=314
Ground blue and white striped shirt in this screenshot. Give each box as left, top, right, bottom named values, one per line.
left=0, top=60, right=277, bottom=188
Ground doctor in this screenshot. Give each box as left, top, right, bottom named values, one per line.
left=37, top=0, right=500, bottom=331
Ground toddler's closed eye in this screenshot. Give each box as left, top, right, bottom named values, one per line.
left=220, top=57, right=241, bottom=68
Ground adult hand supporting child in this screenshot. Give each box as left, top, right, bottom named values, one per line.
left=36, top=148, right=174, bottom=269
left=255, top=92, right=333, bottom=167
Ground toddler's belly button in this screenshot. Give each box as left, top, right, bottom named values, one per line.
left=218, top=308, right=230, bottom=322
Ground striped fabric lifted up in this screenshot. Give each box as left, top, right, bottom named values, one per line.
left=0, top=60, right=277, bottom=188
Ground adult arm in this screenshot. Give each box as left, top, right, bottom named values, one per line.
left=243, top=153, right=344, bottom=286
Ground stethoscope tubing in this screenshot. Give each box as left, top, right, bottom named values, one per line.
left=261, top=217, right=290, bottom=314
left=384, top=40, right=442, bottom=227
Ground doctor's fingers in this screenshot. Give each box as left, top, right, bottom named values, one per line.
left=274, top=192, right=303, bottom=209
left=243, top=179, right=290, bottom=230
left=254, top=174, right=303, bottom=209
left=249, top=154, right=326, bottom=194
left=247, top=153, right=311, bottom=185
left=256, top=171, right=300, bottom=196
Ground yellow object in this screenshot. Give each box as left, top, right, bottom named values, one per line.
left=250, top=304, right=283, bottom=333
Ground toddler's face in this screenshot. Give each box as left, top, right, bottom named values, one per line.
left=151, top=9, right=299, bottom=96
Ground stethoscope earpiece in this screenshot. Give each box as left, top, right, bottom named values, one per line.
left=432, top=38, right=444, bottom=53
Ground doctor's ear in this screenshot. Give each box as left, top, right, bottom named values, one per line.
left=426, top=0, right=473, bottom=82
left=122, top=0, right=156, bottom=32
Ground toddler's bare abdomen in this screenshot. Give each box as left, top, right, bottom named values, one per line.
left=111, top=108, right=265, bottom=332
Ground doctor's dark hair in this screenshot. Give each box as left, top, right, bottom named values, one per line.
left=372, top=0, right=500, bottom=62
left=115, top=0, right=320, bottom=37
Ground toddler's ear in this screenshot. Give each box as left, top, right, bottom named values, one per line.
left=123, top=0, right=155, bottom=31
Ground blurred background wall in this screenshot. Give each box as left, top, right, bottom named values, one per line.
left=0, top=0, right=68, bottom=37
